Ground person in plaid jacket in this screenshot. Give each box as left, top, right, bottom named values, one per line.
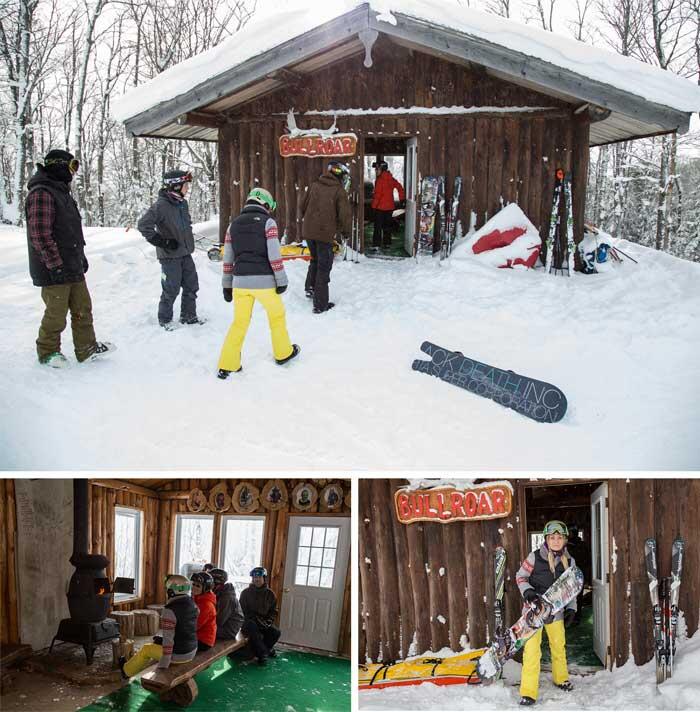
left=25, top=149, right=113, bottom=367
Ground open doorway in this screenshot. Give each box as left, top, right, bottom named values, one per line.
left=522, top=481, right=608, bottom=673
left=363, top=137, right=415, bottom=258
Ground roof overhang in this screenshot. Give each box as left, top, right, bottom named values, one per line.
left=122, top=4, right=692, bottom=147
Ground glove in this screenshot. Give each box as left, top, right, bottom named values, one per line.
left=399, top=199, right=406, bottom=208
left=152, top=635, right=163, bottom=645
left=523, top=589, right=541, bottom=605
left=49, top=267, right=66, bottom=285
left=82, top=256, right=89, bottom=274
left=276, top=285, right=287, bottom=295
left=223, top=288, right=233, bottom=303
left=564, top=608, right=576, bottom=628
left=164, top=238, right=179, bottom=251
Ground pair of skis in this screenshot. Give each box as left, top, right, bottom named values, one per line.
left=416, top=176, right=462, bottom=258
left=545, top=169, right=575, bottom=276
left=644, top=537, right=684, bottom=684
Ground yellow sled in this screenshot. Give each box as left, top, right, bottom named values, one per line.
left=280, top=241, right=342, bottom=261
left=359, top=649, right=486, bottom=690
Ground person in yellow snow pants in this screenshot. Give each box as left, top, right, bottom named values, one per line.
left=519, top=619, right=569, bottom=702
left=218, top=288, right=293, bottom=373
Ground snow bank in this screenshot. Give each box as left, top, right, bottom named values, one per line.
left=360, top=632, right=700, bottom=710
left=455, top=203, right=541, bottom=269
left=2, top=224, right=700, bottom=470
left=112, top=0, right=700, bottom=124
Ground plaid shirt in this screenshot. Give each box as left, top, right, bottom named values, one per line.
left=26, top=188, right=62, bottom=270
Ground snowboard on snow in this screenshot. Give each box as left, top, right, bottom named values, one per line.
left=412, top=341, right=567, bottom=423
left=476, top=565, right=584, bottom=682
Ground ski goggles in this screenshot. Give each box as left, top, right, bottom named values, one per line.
left=163, top=171, right=193, bottom=186
left=46, top=157, right=80, bottom=174
left=543, top=520, right=569, bottom=537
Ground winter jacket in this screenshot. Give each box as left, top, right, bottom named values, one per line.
left=371, top=170, right=405, bottom=212
left=301, top=173, right=351, bottom=244
left=159, top=594, right=198, bottom=668
left=25, top=166, right=86, bottom=288
left=240, top=583, right=278, bottom=629
left=515, top=544, right=577, bottom=622
left=137, top=189, right=195, bottom=260
left=193, top=591, right=217, bottom=647
left=222, top=204, right=288, bottom=290
left=215, top=583, right=245, bottom=640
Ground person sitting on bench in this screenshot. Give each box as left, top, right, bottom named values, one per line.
left=120, top=575, right=198, bottom=678
left=190, top=571, right=217, bottom=652
left=210, top=568, right=244, bottom=641
left=239, top=567, right=281, bottom=665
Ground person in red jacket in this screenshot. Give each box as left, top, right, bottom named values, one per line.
left=371, top=160, right=405, bottom=247
left=190, top=571, right=217, bottom=651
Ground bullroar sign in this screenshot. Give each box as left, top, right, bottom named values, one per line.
left=279, top=133, right=357, bottom=158
left=394, top=481, right=513, bottom=524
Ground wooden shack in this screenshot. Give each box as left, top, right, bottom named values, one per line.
left=359, top=478, right=699, bottom=671
left=117, top=3, right=698, bottom=265
left=0, top=478, right=351, bottom=711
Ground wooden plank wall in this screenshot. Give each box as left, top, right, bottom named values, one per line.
left=610, top=478, right=700, bottom=667
left=0, top=479, right=19, bottom=645
left=359, top=479, right=522, bottom=662
left=219, top=38, right=586, bottom=257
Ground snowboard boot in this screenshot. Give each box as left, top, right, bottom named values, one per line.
left=180, top=315, right=206, bottom=325
left=556, top=681, right=573, bottom=692
left=256, top=655, right=268, bottom=666
left=217, top=366, right=242, bottom=380
left=313, top=302, right=335, bottom=314
left=275, top=344, right=300, bottom=366
left=519, top=697, right=536, bottom=706
left=118, top=656, right=128, bottom=680
left=267, top=648, right=277, bottom=658
left=305, top=288, right=314, bottom=299
left=160, top=321, right=176, bottom=331
left=84, top=342, right=115, bottom=362
left=39, top=352, right=69, bottom=368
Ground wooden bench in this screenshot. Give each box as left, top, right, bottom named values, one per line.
left=140, top=634, right=247, bottom=707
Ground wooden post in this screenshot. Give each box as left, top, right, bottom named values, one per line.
left=359, top=481, right=380, bottom=662
left=442, top=522, right=468, bottom=651
left=464, top=520, right=487, bottom=648
left=425, top=522, right=450, bottom=651
left=405, top=522, right=431, bottom=654
left=218, top=124, right=233, bottom=246
left=608, top=478, right=630, bottom=668
left=572, top=112, right=590, bottom=267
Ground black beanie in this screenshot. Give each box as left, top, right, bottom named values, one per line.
left=44, top=149, right=74, bottom=163
left=43, top=149, right=75, bottom=184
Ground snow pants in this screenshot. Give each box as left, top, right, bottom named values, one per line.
left=240, top=619, right=281, bottom=661
left=36, top=280, right=97, bottom=362
left=372, top=209, right=394, bottom=246
left=218, top=288, right=293, bottom=372
left=158, top=255, right=199, bottom=325
left=304, top=240, right=334, bottom=311
left=123, top=643, right=193, bottom=677
left=520, top=619, right=569, bottom=700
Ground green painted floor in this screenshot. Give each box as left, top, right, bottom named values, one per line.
left=363, top=222, right=410, bottom=257
left=80, top=649, right=350, bottom=712
left=540, top=602, right=603, bottom=668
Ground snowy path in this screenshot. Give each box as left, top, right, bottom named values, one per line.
left=1, top=224, right=699, bottom=470
left=359, top=634, right=700, bottom=710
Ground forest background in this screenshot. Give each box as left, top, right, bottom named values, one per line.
left=1, top=0, right=699, bottom=261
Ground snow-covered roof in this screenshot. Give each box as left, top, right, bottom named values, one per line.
left=113, top=0, right=700, bottom=144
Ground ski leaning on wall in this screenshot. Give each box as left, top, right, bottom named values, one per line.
left=411, top=341, right=568, bottom=423
left=545, top=169, right=574, bottom=276
left=645, top=537, right=685, bottom=684
left=477, top=565, right=584, bottom=682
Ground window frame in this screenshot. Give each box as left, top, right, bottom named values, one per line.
left=218, top=514, right=266, bottom=592
left=114, top=505, right=143, bottom=603
left=173, top=513, right=216, bottom=576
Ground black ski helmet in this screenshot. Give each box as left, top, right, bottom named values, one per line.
left=373, top=160, right=389, bottom=171
left=190, top=570, right=214, bottom=593
left=162, top=169, right=193, bottom=192
left=250, top=566, right=268, bottom=579
left=210, top=568, right=228, bottom=586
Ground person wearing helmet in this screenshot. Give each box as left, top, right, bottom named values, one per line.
left=301, top=161, right=351, bottom=313
left=371, top=160, right=405, bottom=248
left=217, top=187, right=299, bottom=379
left=238, top=566, right=280, bottom=665
left=137, top=169, right=204, bottom=330
left=209, top=568, right=244, bottom=641
left=515, top=521, right=577, bottom=706
left=191, top=571, right=217, bottom=651
left=26, top=149, right=114, bottom=367
left=120, top=574, right=198, bottom=678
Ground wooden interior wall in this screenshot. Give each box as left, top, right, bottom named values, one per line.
left=359, top=479, right=522, bottom=663
left=88, top=483, right=161, bottom=612
left=0, top=479, right=19, bottom=645
left=154, top=478, right=352, bottom=657
left=609, top=478, right=700, bottom=668
left=219, top=38, right=588, bottom=255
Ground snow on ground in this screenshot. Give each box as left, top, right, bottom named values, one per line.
left=1, top=222, right=699, bottom=470
left=359, top=633, right=700, bottom=710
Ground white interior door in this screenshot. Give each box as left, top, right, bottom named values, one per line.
left=405, top=137, right=418, bottom=256
left=280, top=516, right=350, bottom=652
left=590, top=483, right=610, bottom=666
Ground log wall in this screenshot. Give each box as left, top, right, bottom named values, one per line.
left=0, top=479, right=19, bottom=645
left=218, top=38, right=589, bottom=260
left=359, top=478, right=700, bottom=666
